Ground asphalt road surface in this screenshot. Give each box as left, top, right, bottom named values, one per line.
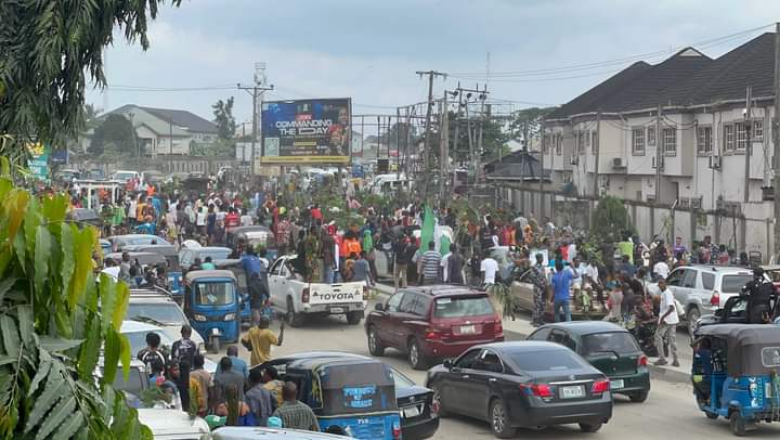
left=214, top=301, right=780, bottom=439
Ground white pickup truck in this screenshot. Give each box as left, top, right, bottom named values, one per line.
left=268, top=255, right=368, bottom=327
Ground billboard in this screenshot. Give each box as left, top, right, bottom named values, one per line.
left=261, top=98, right=351, bottom=164
left=27, top=142, right=49, bottom=181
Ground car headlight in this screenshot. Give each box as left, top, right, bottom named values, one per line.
left=193, top=314, right=207, bottom=322
left=224, top=313, right=236, bottom=321
left=178, top=276, right=183, bottom=283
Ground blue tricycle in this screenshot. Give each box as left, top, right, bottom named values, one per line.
left=183, top=270, right=240, bottom=354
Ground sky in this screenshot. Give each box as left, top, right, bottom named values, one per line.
left=87, top=0, right=780, bottom=125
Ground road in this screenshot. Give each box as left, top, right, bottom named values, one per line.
left=210, top=298, right=780, bottom=440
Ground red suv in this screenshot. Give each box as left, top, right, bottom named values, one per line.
left=365, top=285, right=504, bottom=370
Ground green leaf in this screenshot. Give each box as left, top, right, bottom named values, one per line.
left=24, top=366, right=66, bottom=433
left=35, top=395, right=76, bottom=440
left=6, top=190, right=29, bottom=246
left=118, top=333, right=131, bottom=382
left=0, top=355, right=17, bottom=368
left=27, top=352, right=52, bottom=398
left=34, top=226, right=52, bottom=296
left=16, top=305, right=35, bottom=352
left=24, top=197, right=41, bottom=261
left=60, top=224, right=75, bottom=302
left=98, top=275, right=117, bottom=333
left=69, top=227, right=94, bottom=307
left=77, top=314, right=101, bottom=380
left=41, top=193, right=68, bottom=224
left=39, top=337, right=84, bottom=353
left=0, top=277, right=18, bottom=303
left=101, top=387, right=115, bottom=421
left=12, top=232, right=26, bottom=272
left=0, top=315, right=20, bottom=359
left=112, top=281, right=130, bottom=331
left=102, top=328, right=120, bottom=386
left=51, top=411, right=83, bottom=440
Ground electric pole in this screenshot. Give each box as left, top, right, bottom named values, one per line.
left=773, top=22, right=780, bottom=257
left=238, top=62, right=273, bottom=176
left=744, top=86, right=753, bottom=203
left=440, top=93, right=449, bottom=201
left=416, top=70, right=447, bottom=202
left=655, top=103, right=663, bottom=202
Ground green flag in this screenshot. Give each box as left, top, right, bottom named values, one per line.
left=439, top=234, right=451, bottom=256
left=420, top=206, right=435, bottom=252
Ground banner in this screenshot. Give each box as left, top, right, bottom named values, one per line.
left=261, top=98, right=351, bottom=164
left=26, top=142, right=49, bottom=181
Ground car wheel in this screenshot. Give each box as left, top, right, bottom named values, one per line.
left=629, top=390, right=649, bottom=403
left=286, top=298, right=306, bottom=327
left=579, top=422, right=603, bottom=433
left=209, top=334, right=220, bottom=354
left=490, top=398, right=516, bottom=438
left=367, top=326, right=385, bottom=356
left=346, top=311, right=363, bottom=325
left=730, top=411, right=746, bottom=436
left=408, top=339, right=428, bottom=370
left=429, top=382, right=448, bottom=418
left=687, top=307, right=701, bottom=335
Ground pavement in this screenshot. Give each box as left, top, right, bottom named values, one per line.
left=370, top=281, right=691, bottom=385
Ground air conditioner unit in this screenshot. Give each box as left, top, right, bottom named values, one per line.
left=612, top=157, right=625, bottom=169
left=709, top=155, right=721, bottom=170
left=569, top=156, right=579, bottom=166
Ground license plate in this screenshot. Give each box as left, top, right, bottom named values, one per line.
left=330, top=307, right=345, bottom=314
left=402, top=406, right=420, bottom=418
left=459, top=324, right=477, bottom=335
left=560, top=385, right=585, bottom=399
left=610, top=379, right=624, bottom=390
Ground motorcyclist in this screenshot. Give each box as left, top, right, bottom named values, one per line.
left=741, top=267, right=776, bottom=324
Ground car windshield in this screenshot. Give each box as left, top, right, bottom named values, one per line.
left=199, top=249, right=231, bottom=261
left=110, top=367, right=145, bottom=396
left=509, top=349, right=589, bottom=372
left=582, top=332, right=639, bottom=355
left=128, top=237, right=171, bottom=246
left=123, top=330, right=173, bottom=357
left=433, top=296, right=494, bottom=318
left=721, top=275, right=753, bottom=293
left=194, top=282, right=235, bottom=306
left=114, top=172, right=135, bottom=180
left=126, top=303, right=186, bottom=325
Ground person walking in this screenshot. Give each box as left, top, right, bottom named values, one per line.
left=215, top=346, right=248, bottom=379
left=445, top=245, right=466, bottom=285
left=190, top=354, right=212, bottom=416
left=654, top=279, right=679, bottom=366
left=530, top=253, right=549, bottom=326
left=393, top=236, right=411, bottom=290
left=246, top=368, right=276, bottom=427
left=480, top=253, right=499, bottom=287
left=271, top=382, right=320, bottom=432
left=214, top=357, right=246, bottom=402
left=171, top=325, right=198, bottom=409
left=420, top=241, right=441, bottom=285
left=551, top=261, right=573, bottom=322
left=351, top=251, right=374, bottom=286
left=241, top=317, right=285, bottom=367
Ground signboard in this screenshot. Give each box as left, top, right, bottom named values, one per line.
left=50, top=148, right=68, bottom=165
left=261, top=98, right=351, bottom=164
left=236, top=141, right=253, bottom=162
left=27, top=142, right=49, bottom=181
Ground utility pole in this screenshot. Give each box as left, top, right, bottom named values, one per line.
left=655, top=104, right=663, bottom=203
left=440, top=93, right=449, bottom=200
left=416, top=70, right=447, bottom=202
left=169, top=117, right=173, bottom=155
left=540, top=119, right=546, bottom=218
left=238, top=62, right=273, bottom=176
left=744, top=86, right=753, bottom=203
left=773, top=22, right=780, bottom=257
left=593, top=111, right=601, bottom=198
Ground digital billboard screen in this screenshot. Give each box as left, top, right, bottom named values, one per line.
left=261, top=98, right=351, bottom=164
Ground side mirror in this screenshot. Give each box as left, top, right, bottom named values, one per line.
left=443, top=359, right=453, bottom=370
left=375, top=303, right=385, bottom=312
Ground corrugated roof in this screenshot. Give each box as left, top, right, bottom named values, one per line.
left=109, top=104, right=219, bottom=134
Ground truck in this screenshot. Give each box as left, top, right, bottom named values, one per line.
left=268, top=255, right=368, bottom=327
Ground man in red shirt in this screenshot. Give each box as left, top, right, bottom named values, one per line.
left=225, top=207, right=241, bottom=229
left=310, top=204, right=323, bottom=222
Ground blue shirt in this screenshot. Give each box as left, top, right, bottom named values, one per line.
left=216, top=355, right=249, bottom=378
left=241, top=255, right=262, bottom=277
left=552, top=270, right=573, bottom=301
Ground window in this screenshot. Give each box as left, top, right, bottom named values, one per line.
left=724, top=124, right=735, bottom=152
left=385, top=293, right=404, bottom=312
left=543, top=134, right=550, bottom=154
left=577, top=131, right=585, bottom=155
left=736, top=122, right=747, bottom=151
left=582, top=332, right=640, bottom=356
left=666, top=269, right=684, bottom=286
left=411, top=295, right=431, bottom=316
left=508, top=349, right=589, bottom=372
left=662, top=128, right=676, bottom=155
left=454, top=348, right=482, bottom=369
left=195, top=282, right=235, bottom=306
left=647, top=127, right=656, bottom=147
left=475, top=350, right=504, bottom=373
left=761, top=347, right=780, bottom=367
left=721, top=275, right=754, bottom=293
left=591, top=131, right=598, bottom=154
left=126, top=303, right=187, bottom=325
left=399, top=293, right=417, bottom=313
left=433, top=296, right=494, bottom=318
left=555, top=134, right=562, bottom=156
left=632, top=128, right=645, bottom=155
left=753, top=120, right=764, bottom=141
left=528, top=327, right=551, bottom=341
left=701, top=272, right=715, bottom=291
left=584, top=130, right=591, bottom=150
left=681, top=270, right=698, bottom=288
left=548, top=329, right=575, bottom=350
left=697, top=126, right=712, bottom=154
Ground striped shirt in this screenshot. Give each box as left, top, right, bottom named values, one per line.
left=272, top=400, right=320, bottom=431
left=421, top=250, right=442, bottom=281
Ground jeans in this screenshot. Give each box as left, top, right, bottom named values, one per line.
left=655, top=322, right=678, bottom=362
left=394, top=263, right=408, bottom=289
left=323, top=264, right=337, bottom=284
left=553, top=299, right=571, bottom=322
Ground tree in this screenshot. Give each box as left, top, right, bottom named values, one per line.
left=0, top=158, right=150, bottom=439
left=508, top=107, right=557, bottom=150
left=447, top=112, right=509, bottom=164
left=0, top=0, right=182, bottom=156
left=89, top=114, right=136, bottom=157
left=590, top=196, right=636, bottom=243
left=212, top=97, right=236, bottom=140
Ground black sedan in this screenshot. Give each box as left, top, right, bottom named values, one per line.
left=425, top=341, right=612, bottom=438
left=253, top=351, right=439, bottom=440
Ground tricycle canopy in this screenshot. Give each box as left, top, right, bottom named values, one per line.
left=696, top=324, right=780, bottom=376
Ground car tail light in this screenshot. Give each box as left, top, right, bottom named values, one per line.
left=520, top=383, right=553, bottom=398
left=638, top=354, right=648, bottom=367
left=424, top=327, right=442, bottom=340
left=392, top=421, right=402, bottom=439
left=302, top=288, right=310, bottom=303
left=710, top=291, right=720, bottom=307
left=362, top=285, right=369, bottom=301
left=431, top=398, right=441, bottom=415
left=495, top=318, right=503, bottom=337
left=591, top=379, right=610, bottom=394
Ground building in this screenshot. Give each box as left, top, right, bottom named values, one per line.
left=495, top=32, right=779, bottom=259
left=102, top=104, right=219, bottom=155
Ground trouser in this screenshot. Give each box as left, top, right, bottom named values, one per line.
left=655, top=322, right=678, bottom=362
left=323, top=263, right=337, bottom=284
left=394, top=263, right=408, bottom=289
left=553, top=299, right=571, bottom=322
left=532, top=288, right=546, bottom=324
left=384, top=251, right=394, bottom=274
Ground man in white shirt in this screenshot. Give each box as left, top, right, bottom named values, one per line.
left=480, top=255, right=499, bottom=286
left=653, top=259, right=670, bottom=281
left=440, top=249, right=452, bottom=283
left=654, top=279, right=679, bottom=366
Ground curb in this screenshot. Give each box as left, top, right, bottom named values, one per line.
left=372, top=283, right=690, bottom=386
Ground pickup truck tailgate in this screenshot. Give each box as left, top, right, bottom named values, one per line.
left=308, top=283, right=365, bottom=305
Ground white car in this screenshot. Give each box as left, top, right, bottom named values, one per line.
left=121, top=320, right=217, bottom=375
left=137, top=409, right=210, bottom=440
left=126, top=295, right=207, bottom=354
left=112, top=170, right=140, bottom=182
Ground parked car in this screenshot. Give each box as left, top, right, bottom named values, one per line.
left=136, top=409, right=210, bottom=440
left=527, top=321, right=650, bottom=403
left=68, top=208, right=102, bottom=229
left=510, top=267, right=606, bottom=321
left=647, top=266, right=757, bottom=333
left=108, top=234, right=171, bottom=251
left=255, top=351, right=440, bottom=440
left=126, top=292, right=206, bottom=353
left=365, top=285, right=504, bottom=370
left=269, top=255, right=367, bottom=327
left=179, top=246, right=232, bottom=269
left=112, top=170, right=140, bottom=182
left=425, top=341, right=613, bottom=437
